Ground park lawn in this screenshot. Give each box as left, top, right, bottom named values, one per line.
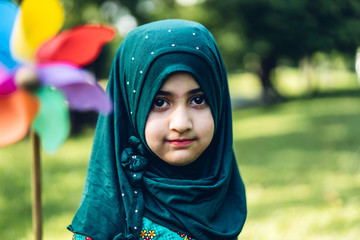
left=0, top=94, right=359, bottom=239
left=234, top=95, right=360, bottom=240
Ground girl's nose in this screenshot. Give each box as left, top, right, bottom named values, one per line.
left=169, top=106, right=192, bottom=133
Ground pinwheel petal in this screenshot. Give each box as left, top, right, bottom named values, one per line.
left=60, top=83, right=112, bottom=114
left=0, top=51, right=18, bottom=71
left=10, top=0, right=64, bottom=62
left=37, top=63, right=94, bottom=87
left=0, top=66, right=16, bottom=95
left=32, top=87, right=69, bottom=152
left=36, top=25, right=116, bottom=66
left=0, top=0, right=19, bottom=70
left=0, top=63, right=17, bottom=95
left=0, top=89, right=39, bottom=147
left=37, top=63, right=112, bottom=113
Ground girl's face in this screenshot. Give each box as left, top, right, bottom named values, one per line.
left=145, top=72, right=214, bottom=166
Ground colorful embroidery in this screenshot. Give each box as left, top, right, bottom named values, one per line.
left=148, top=230, right=156, bottom=238
left=140, top=230, right=147, bottom=238
left=171, top=230, right=193, bottom=240
left=71, top=217, right=196, bottom=240
left=72, top=233, right=93, bottom=240
left=140, top=229, right=157, bottom=240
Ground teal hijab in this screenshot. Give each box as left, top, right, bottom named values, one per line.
left=68, top=19, right=246, bottom=240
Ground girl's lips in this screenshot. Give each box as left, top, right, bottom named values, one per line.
left=167, top=139, right=195, bottom=147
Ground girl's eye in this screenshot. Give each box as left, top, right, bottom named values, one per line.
left=190, top=94, right=207, bottom=107
left=152, top=98, right=169, bottom=109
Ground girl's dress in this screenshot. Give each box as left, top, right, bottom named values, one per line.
left=73, top=217, right=194, bottom=240
left=68, top=19, right=247, bottom=240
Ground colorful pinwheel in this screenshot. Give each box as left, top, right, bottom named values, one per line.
left=0, top=0, right=116, bottom=152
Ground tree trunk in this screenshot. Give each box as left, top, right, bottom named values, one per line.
left=258, top=57, right=285, bottom=103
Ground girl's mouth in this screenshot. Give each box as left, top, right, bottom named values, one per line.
left=167, top=138, right=195, bottom=147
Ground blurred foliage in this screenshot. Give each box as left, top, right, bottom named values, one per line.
left=14, top=0, right=360, bottom=97
left=204, top=0, right=360, bottom=99
left=205, top=0, right=360, bottom=65
left=54, top=0, right=360, bottom=99
left=14, top=0, right=360, bottom=84
left=229, top=62, right=359, bottom=101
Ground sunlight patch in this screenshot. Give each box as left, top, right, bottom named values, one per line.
left=176, top=0, right=204, bottom=6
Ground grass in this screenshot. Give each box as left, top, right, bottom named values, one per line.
left=0, top=130, right=94, bottom=240
left=234, top=96, right=360, bottom=240
left=1, top=94, right=360, bottom=239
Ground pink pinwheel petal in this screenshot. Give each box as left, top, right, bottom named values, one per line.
left=36, top=25, right=116, bottom=66
left=36, top=63, right=112, bottom=114
left=60, top=83, right=112, bottom=114
left=0, top=75, right=16, bottom=95
left=0, top=64, right=16, bottom=95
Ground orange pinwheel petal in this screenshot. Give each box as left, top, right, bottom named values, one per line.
left=36, top=25, right=116, bottom=66
left=0, top=89, right=39, bottom=146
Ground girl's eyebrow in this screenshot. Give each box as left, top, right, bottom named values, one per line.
left=156, top=88, right=203, bottom=96
left=189, top=88, right=203, bottom=94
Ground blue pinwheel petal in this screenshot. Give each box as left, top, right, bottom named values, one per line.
left=0, top=0, right=19, bottom=70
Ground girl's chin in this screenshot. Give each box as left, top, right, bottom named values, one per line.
left=160, top=151, right=199, bottom=166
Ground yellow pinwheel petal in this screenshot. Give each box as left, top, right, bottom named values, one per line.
left=11, top=0, right=64, bottom=62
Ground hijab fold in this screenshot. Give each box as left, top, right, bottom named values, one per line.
left=68, top=19, right=246, bottom=240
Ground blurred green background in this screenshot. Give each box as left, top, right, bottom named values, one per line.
left=2, top=0, right=360, bottom=239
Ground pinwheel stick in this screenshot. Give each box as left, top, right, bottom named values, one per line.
left=31, top=131, right=42, bottom=240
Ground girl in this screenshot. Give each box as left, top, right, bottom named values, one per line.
left=68, top=19, right=246, bottom=240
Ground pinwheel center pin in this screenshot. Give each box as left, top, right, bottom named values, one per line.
left=15, top=65, right=40, bottom=91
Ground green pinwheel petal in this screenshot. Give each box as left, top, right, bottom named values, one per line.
left=32, top=87, right=69, bottom=152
